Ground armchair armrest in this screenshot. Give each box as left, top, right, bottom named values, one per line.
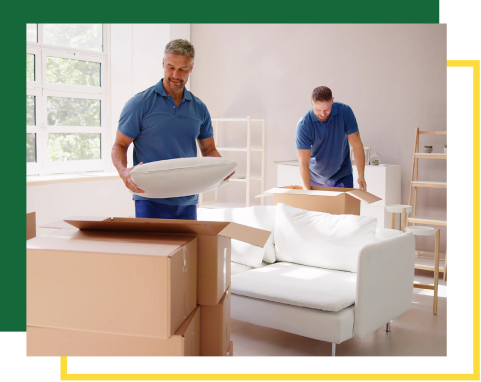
left=353, top=232, right=415, bottom=339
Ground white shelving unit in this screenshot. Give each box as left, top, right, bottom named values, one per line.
left=199, top=116, right=266, bottom=208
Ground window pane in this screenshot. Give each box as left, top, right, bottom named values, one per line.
left=46, top=57, right=100, bottom=87
left=44, top=24, right=102, bottom=52
left=27, top=133, right=36, bottom=162
left=27, top=24, right=37, bottom=42
left=47, top=97, right=100, bottom=126
left=27, top=54, right=35, bottom=81
left=48, top=133, right=101, bottom=161
left=27, top=96, right=36, bottom=126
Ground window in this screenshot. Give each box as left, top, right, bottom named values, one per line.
left=27, top=24, right=110, bottom=175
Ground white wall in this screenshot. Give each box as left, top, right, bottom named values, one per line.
left=28, top=24, right=191, bottom=234
left=190, top=24, right=447, bottom=251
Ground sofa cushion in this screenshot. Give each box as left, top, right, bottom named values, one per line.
left=231, top=261, right=254, bottom=275
left=198, top=206, right=276, bottom=267
left=130, top=157, right=237, bottom=198
left=231, top=262, right=357, bottom=312
left=274, top=203, right=377, bottom=273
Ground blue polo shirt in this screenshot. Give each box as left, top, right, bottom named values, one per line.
left=296, top=102, right=358, bottom=184
left=118, top=79, right=214, bottom=205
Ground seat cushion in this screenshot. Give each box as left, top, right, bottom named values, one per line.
left=198, top=206, right=276, bottom=267
left=275, top=203, right=377, bottom=273
left=130, top=157, right=237, bottom=198
left=231, top=262, right=357, bottom=312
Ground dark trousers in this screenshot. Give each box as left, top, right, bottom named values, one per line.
left=135, top=200, right=197, bottom=220
left=310, top=173, right=354, bottom=188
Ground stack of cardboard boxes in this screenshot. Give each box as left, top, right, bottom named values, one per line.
left=27, top=217, right=269, bottom=356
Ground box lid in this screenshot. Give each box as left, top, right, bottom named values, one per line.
left=42, top=216, right=270, bottom=248
left=257, top=185, right=381, bottom=204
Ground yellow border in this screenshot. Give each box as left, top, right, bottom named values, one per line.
left=0, top=60, right=481, bottom=382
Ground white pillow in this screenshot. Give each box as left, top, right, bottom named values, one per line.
left=130, top=157, right=237, bottom=199
left=274, top=203, right=377, bottom=273
left=197, top=206, right=277, bottom=267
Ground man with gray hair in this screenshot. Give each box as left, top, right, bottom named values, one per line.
left=112, top=39, right=232, bottom=220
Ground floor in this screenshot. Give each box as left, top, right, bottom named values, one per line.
left=230, top=269, right=447, bottom=356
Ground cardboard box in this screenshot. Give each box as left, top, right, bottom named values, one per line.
left=227, top=341, right=233, bottom=356
left=27, top=233, right=197, bottom=338
left=258, top=185, right=381, bottom=215
left=27, top=211, right=36, bottom=240
left=41, top=216, right=270, bottom=306
left=27, top=307, right=200, bottom=356
left=200, top=286, right=231, bottom=356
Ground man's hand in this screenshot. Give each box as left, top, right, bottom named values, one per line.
left=357, top=176, right=367, bottom=191
left=120, top=162, right=145, bottom=193
left=224, top=171, right=235, bottom=181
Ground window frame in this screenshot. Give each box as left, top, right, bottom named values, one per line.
left=26, top=24, right=110, bottom=176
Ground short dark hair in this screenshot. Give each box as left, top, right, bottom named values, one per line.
left=311, top=86, right=333, bottom=102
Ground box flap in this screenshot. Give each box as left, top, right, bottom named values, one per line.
left=62, top=217, right=228, bottom=236
left=257, top=185, right=382, bottom=204
left=346, top=189, right=382, bottom=204
left=41, top=216, right=106, bottom=229
left=218, top=222, right=270, bottom=248
left=257, top=187, right=344, bottom=198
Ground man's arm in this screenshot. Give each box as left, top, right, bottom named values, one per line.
left=347, top=131, right=367, bottom=191
left=111, top=130, right=145, bottom=193
left=197, top=136, right=235, bottom=181
left=297, top=149, right=312, bottom=190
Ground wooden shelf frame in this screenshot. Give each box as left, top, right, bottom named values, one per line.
left=408, top=127, right=447, bottom=218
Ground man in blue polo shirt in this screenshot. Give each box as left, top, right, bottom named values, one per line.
left=296, top=86, right=366, bottom=191
left=111, top=39, right=233, bottom=220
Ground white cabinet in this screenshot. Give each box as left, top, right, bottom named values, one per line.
left=275, top=161, right=401, bottom=229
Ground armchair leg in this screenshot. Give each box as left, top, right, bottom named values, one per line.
left=332, top=343, right=336, bottom=357
left=386, top=322, right=391, bottom=332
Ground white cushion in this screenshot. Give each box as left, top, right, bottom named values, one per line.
left=274, top=203, right=377, bottom=273
left=232, top=262, right=357, bottom=312
left=197, top=206, right=277, bottom=267
left=130, top=157, right=237, bottom=199
left=231, top=262, right=254, bottom=275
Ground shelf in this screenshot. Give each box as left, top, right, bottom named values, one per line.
left=230, top=176, right=262, bottom=182
left=414, top=153, right=447, bottom=159
left=419, top=131, right=473, bottom=135
left=411, top=181, right=447, bottom=188
left=200, top=202, right=263, bottom=209
left=217, top=147, right=263, bottom=152
left=212, top=117, right=265, bottom=122
left=414, top=256, right=446, bottom=272
left=407, top=215, right=447, bottom=226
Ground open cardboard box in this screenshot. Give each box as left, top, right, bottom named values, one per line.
left=27, top=307, right=200, bottom=356
left=257, top=185, right=381, bottom=215
left=40, top=216, right=270, bottom=307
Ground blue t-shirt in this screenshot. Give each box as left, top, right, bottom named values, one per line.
left=118, top=79, right=214, bottom=205
left=295, top=102, right=358, bottom=184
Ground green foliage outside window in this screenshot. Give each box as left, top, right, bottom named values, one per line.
left=47, top=97, right=100, bottom=126
left=27, top=54, right=35, bottom=81
left=48, top=133, right=101, bottom=162
left=46, top=57, right=100, bottom=87
left=27, top=134, right=36, bottom=163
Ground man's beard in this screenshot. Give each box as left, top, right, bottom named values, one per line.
left=167, top=77, right=184, bottom=89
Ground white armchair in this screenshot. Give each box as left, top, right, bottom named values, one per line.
left=198, top=205, right=416, bottom=356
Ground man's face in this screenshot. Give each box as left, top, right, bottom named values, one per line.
left=162, top=53, right=194, bottom=92
left=311, top=98, right=334, bottom=121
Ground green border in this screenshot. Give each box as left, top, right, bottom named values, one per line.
left=2, top=0, right=439, bottom=332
